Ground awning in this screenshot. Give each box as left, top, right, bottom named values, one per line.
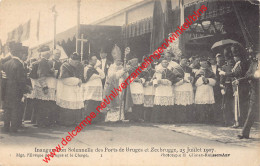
left=29, top=25, right=122, bottom=60
left=184, top=0, right=233, bottom=21
left=55, top=25, right=122, bottom=44
left=122, top=17, right=153, bottom=39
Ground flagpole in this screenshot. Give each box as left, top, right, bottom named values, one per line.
left=179, top=0, right=184, bottom=53
left=53, top=11, right=57, bottom=49
left=76, top=0, right=81, bottom=53
left=80, top=34, right=84, bottom=62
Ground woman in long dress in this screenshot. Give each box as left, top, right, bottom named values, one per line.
left=56, top=53, right=84, bottom=126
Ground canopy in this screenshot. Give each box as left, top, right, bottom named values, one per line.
left=29, top=25, right=122, bottom=60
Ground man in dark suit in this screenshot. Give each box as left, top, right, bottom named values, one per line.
left=0, top=55, right=12, bottom=108
left=219, top=57, right=235, bottom=126
left=98, top=48, right=112, bottom=87
left=238, top=53, right=259, bottom=139
left=2, top=43, right=28, bottom=133
left=210, top=53, right=225, bottom=123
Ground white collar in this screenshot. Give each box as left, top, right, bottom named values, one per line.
left=12, top=56, right=24, bottom=65
left=233, top=61, right=241, bottom=68
left=232, top=61, right=241, bottom=72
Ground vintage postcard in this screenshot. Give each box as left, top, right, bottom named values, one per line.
left=0, top=0, right=259, bottom=165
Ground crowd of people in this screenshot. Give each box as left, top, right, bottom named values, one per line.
left=0, top=41, right=259, bottom=139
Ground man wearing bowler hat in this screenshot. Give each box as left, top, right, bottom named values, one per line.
left=2, top=43, right=29, bottom=132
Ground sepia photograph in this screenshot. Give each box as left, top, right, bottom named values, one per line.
left=0, top=0, right=259, bottom=165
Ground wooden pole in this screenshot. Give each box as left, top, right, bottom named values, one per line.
left=53, top=13, right=57, bottom=49
left=77, top=34, right=88, bottom=62
left=76, top=0, right=81, bottom=53
left=80, top=34, right=84, bottom=62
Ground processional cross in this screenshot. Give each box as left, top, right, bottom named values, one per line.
left=77, top=34, right=89, bottom=62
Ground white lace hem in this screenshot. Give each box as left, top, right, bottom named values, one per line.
left=144, top=95, right=154, bottom=107
left=105, top=108, right=125, bottom=122
left=56, top=98, right=84, bottom=109
left=33, top=86, right=56, bottom=101
left=195, top=100, right=215, bottom=104
left=83, top=86, right=103, bottom=101
left=174, top=91, right=194, bottom=106
left=154, top=96, right=174, bottom=106
left=131, top=94, right=144, bottom=105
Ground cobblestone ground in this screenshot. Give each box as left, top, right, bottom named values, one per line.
left=155, top=123, right=260, bottom=148
left=0, top=108, right=259, bottom=148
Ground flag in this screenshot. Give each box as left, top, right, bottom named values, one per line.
left=179, top=0, right=184, bottom=25
left=20, top=20, right=31, bottom=41
left=150, top=0, right=172, bottom=52
left=164, top=0, right=172, bottom=36
left=7, top=29, right=16, bottom=42
left=7, top=20, right=30, bottom=42
left=17, top=24, right=23, bottom=42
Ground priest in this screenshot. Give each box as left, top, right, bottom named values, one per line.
left=83, top=55, right=105, bottom=123
left=34, top=46, right=56, bottom=127
left=56, top=52, right=84, bottom=126
left=127, top=53, right=146, bottom=122
left=152, top=58, right=180, bottom=123
left=173, top=56, right=194, bottom=123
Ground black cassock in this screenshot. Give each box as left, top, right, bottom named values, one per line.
left=48, top=59, right=62, bottom=79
